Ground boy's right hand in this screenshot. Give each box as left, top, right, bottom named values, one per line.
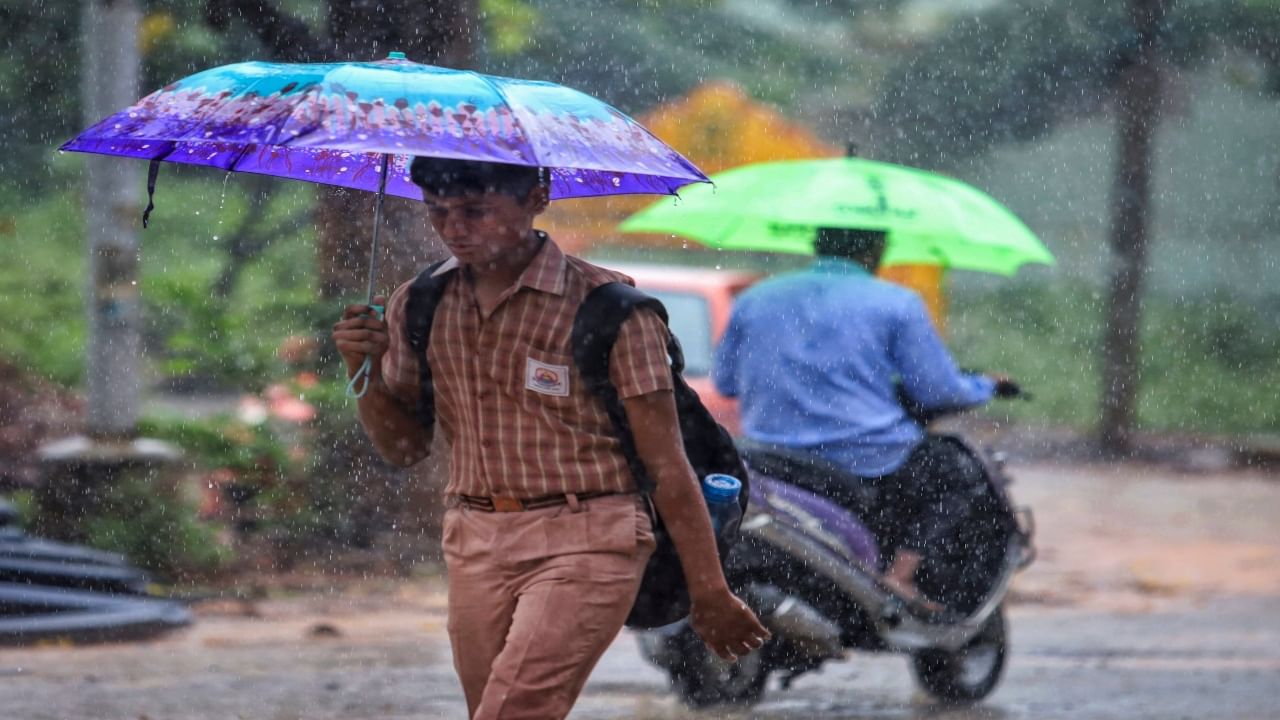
left=332, top=296, right=389, bottom=377
left=690, top=587, right=771, bottom=662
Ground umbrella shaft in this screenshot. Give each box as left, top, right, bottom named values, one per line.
left=365, top=154, right=391, bottom=303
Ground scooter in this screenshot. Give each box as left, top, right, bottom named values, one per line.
left=637, top=396, right=1036, bottom=707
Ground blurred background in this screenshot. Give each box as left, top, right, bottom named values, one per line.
left=0, top=0, right=1277, bottom=584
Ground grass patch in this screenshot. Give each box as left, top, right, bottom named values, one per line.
left=949, top=282, right=1280, bottom=435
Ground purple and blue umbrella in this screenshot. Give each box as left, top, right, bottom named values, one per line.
left=61, top=52, right=707, bottom=201
left=61, top=52, right=708, bottom=393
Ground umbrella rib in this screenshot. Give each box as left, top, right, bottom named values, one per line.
left=464, top=70, right=537, bottom=167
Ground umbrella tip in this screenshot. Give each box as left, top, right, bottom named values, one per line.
left=387, top=51, right=407, bottom=60
left=845, top=142, right=859, bottom=158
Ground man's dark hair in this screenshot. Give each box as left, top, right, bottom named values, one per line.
left=814, top=227, right=887, bottom=267
left=409, top=156, right=543, bottom=198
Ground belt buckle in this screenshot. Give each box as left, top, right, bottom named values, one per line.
left=491, top=495, right=524, bottom=512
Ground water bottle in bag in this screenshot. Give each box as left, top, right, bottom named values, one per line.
left=701, top=473, right=743, bottom=535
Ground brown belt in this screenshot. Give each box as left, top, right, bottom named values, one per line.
left=450, top=490, right=624, bottom=513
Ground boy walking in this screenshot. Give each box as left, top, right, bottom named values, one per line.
left=333, top=157, right=767, bottom=719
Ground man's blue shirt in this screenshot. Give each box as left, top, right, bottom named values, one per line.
left=713, top=258, right=994, bottom=477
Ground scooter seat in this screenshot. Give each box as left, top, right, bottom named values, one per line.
left=736, top=439, right=878, bottom=504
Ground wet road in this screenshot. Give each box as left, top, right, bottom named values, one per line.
left=579, top=597, right=1280, bottom=719
left=3, top=461, right=1279, bottom=719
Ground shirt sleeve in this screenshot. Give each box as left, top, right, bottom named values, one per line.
left=609, top=307, right=675, bottom=399
left=379, top=280, right=421, bottom=410
left=891, top=293, right=995, bottom=410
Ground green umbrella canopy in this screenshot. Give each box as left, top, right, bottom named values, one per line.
left=618, top=157, right=1055, bottom=276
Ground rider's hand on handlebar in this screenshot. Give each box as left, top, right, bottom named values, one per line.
left=989, top=374, right=1022, bottom=399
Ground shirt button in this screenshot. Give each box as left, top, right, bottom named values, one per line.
left=481, top=439, right=493, bottom=449
left=477, top=390, right=489, bottom=401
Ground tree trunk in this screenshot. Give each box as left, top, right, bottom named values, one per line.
left=83, top=0, right=143, bottom=439
left=317, top=0, right=476, bottom=300
left=314, top=187, right=443, bottom=301
left=1098, top=0, right=1166, bottom=456
left=205, top=0, right=476, bottom=549
left=317, top=1, right=475, bottom=548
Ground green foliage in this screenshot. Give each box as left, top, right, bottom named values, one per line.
left=0, top=185, right=88, bottom=385
left=0, top=0, right=270, bottom=200
left=145, top=272, right=321, bottom=389
left=482, top=0, right=897, bottom=114
left=876, top=0, right=1280, bottom=165
left=0, top=170, right=320, bottom=390
left=876, top=1, right=1132, bottom=165
left=82, top=476, right=232, bottom=582
left=4, top=490, right=36, bottom=531
left=0, top=0, right=80, bottom=192
left=138, top=413, right=297, bottom=479
left=950, top=281, right=1104, bottom=428
left=137, top=374, right=374, bottom=551
left=481, top=0, right=542, bottom=55
left=1137, top=292, right=1280, bottom=433
left=298, top=375, right=406, bottom=547
left=949, top=283, right=1280, bottom=435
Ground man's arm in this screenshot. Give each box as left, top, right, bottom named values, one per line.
left=891, top=294, right=995, bottom=410
left=623, top=390, right=769, bottom=661
left=332, top=296, right=433, bottom=467
left=711, top=303, right=744, bottom=398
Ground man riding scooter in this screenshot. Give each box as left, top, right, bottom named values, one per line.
left=712, top=227, right=1019, bottom=614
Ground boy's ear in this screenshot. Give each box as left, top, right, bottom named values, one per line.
left=525, top=183, right=551, bottom=215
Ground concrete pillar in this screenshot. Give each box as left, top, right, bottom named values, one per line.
left=83, top=0, right=143, bottom=439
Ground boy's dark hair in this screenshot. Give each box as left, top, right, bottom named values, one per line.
left=409, top=156, right=543, bottom=198
left=814, top=227, right=887, bottom=265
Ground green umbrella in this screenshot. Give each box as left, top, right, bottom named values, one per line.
left=618, top=157, right=1055, bottom=276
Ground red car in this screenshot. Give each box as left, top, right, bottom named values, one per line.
left=605, top=262, right=761, bottom=436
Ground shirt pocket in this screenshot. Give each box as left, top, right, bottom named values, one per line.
left=503, top=345, right=580, bottom=416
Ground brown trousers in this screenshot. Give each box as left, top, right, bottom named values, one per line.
left=443, top=494, right=655, bottom=720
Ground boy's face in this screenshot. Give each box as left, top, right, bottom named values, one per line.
left=423, top=186, right=549, bottom=267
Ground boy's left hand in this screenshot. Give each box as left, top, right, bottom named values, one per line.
left=690, top=588, right=771, bottom=662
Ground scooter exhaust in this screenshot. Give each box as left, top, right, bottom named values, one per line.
left=746, top=583, right=843, bottom=660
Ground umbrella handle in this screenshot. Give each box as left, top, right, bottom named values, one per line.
left=346, top=356, right=374, bottom=399
left=347, top=153, right=391, bottom=400
left=344, top=302, right=385, bottom=399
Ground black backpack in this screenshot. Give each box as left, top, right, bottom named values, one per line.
left=403, top=261, right=749, bottom=629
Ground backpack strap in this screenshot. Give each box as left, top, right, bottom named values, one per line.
left=572, top=282, right=684, bottom=495
left=403, top=259, right=455, bottom=428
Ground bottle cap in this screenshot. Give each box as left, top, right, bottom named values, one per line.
left=702, top=473, right=741, bottom=502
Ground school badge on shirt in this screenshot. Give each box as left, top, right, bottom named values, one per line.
left=525, top=357, right=570, bottom=397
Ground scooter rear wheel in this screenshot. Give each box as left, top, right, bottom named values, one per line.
left=911, top=605, right=1007, bottom=702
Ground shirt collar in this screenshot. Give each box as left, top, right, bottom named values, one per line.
left=515, top=231, right=567, bottom=296
left=811, top=256, right=872, bottom=277
left=431, top=231, right=567, bottom=297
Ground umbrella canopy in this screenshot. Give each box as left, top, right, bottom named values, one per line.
left=618, top=157, right=1054, bottom=276
left=60, top=53, right=707, bottom=200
